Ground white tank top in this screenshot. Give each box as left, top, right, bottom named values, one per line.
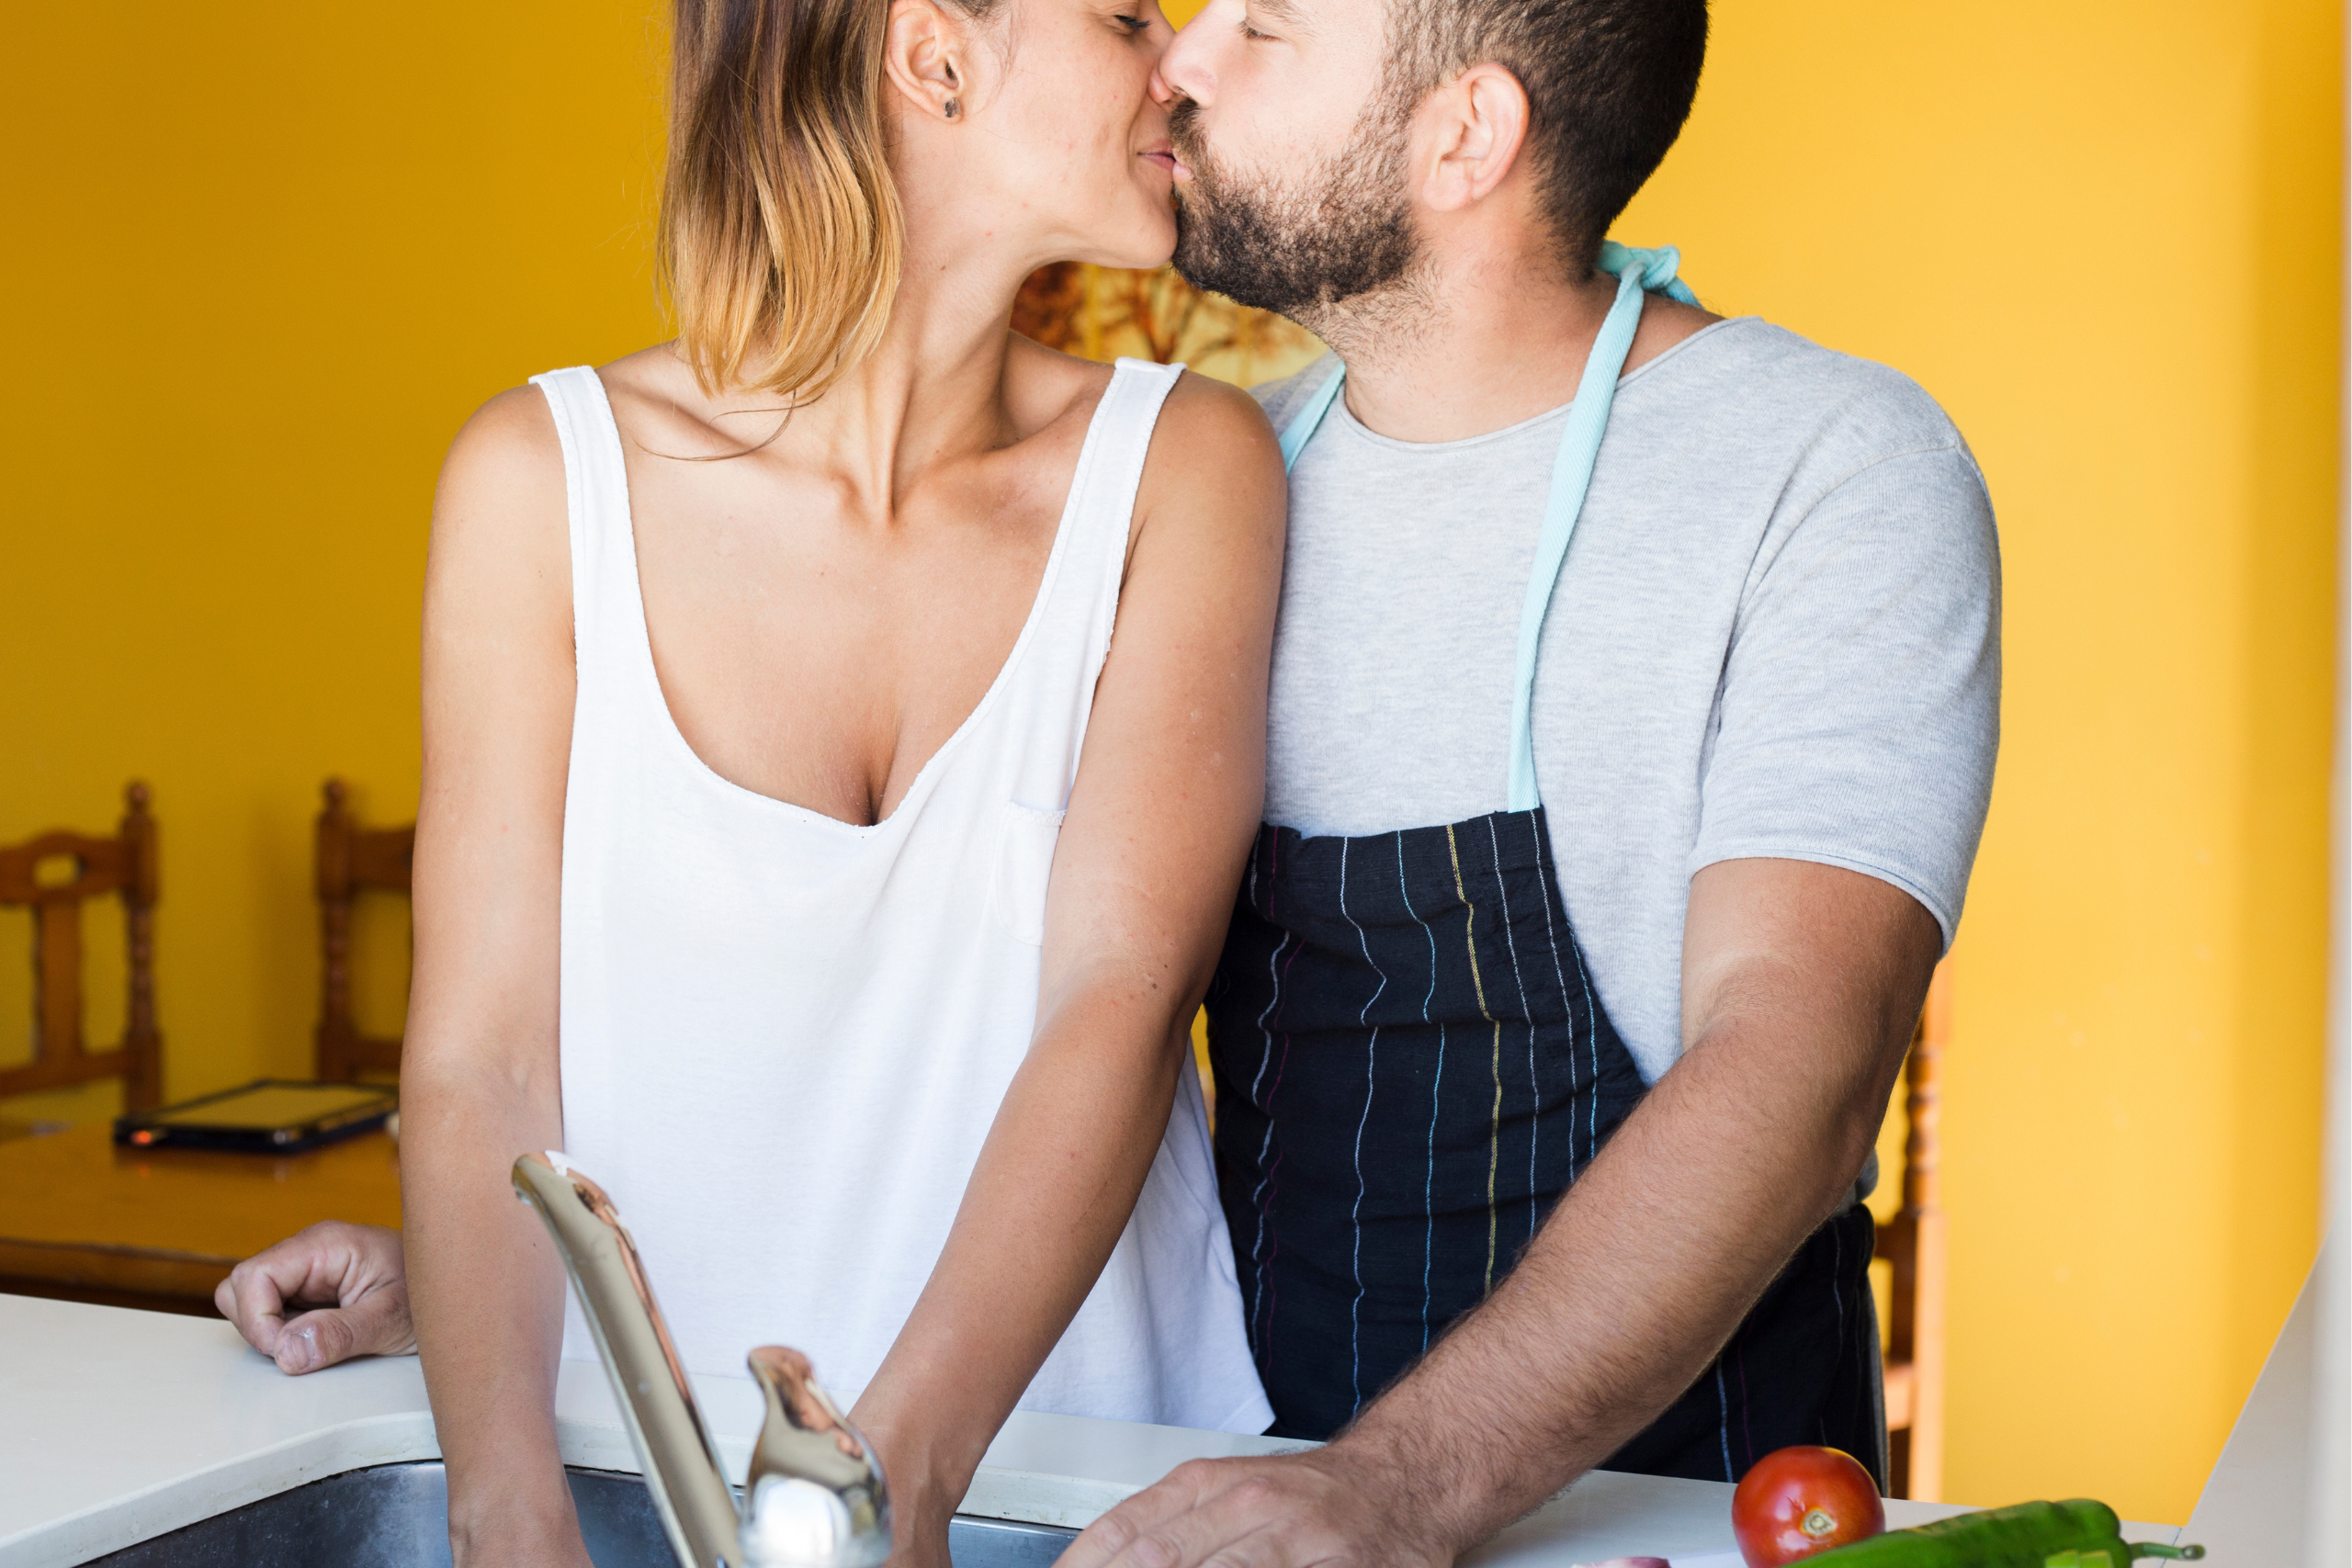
left=533, top=361, right=1272, bottom=1434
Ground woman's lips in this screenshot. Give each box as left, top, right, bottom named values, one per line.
left=1139, top=141, right=1188, bottom=178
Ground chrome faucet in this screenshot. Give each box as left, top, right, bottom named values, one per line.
left=512, top=1152, right=892, bottom=1568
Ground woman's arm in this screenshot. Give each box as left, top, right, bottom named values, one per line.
left=849, top=372, right=1286, bottom=1560
left=401, top=386, right=593, bottom=1568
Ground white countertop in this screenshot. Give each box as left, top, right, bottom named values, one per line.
left=0, top=1294, right=2177, bottom=1567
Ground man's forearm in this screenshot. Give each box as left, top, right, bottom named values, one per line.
left=1337, top=1014, right=1892, bottom=1549
left=1337, top=863, right=1939, bottom=1556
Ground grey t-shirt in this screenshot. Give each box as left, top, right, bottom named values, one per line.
left=1253, top=317, right=1999, bottom=1085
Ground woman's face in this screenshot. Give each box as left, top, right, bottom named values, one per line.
left=957, top=0, right=1182, bottom=270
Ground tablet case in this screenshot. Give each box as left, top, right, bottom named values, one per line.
left=114, top=1078, right=397, bottom=1153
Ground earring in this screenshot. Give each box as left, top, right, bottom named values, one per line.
left=944, top=97, right=960, bottom=119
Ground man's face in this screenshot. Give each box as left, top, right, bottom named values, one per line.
left=1154, top=0, right=1420, bottom=321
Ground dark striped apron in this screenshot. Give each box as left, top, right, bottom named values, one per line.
left=1208, top=245, right=1884, bottom=1484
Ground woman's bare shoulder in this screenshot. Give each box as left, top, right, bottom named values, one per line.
left=1135, top=368, right=1284, bottom=543
left=432, top=344, right=692, bottom=552
left=439, top=381, right=566, bottom=504
left=1154, top=367, right=1280, bottom=456
left=427, top=381, right=569, bottom=607
left=421, top=381, right=579, bottom=851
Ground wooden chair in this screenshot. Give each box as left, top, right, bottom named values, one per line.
left=1878, top=960, right=1951, bottom=1500
left=0, top=783, right=163, bottom=1112
left=314, top=779, right=413, bottom=1081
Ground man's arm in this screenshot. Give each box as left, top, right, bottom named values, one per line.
left=217, top=1221, right=413, bottom=1373
left=1061, top=855, right=1941, bottom=1568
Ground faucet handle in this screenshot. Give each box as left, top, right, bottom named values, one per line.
left=740, top=1348, right=893, bottom=1568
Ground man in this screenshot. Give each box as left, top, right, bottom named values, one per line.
left=219, top=0, right=1997, bottom=1559
left=1057, top=0, right=1995, bottom=1561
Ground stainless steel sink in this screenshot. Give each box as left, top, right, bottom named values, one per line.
left=82, top=1461, right=1076, bottom=1567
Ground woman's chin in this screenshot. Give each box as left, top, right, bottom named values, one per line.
left=1114, top=242, right=1179, bottom=272
left=1064, top=209, right=1178, bottom=273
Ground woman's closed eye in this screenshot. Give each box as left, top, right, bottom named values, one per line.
left=1113, top=13, right=1150, bottom=34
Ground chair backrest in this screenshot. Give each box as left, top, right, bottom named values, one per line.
left=0, top=783, right=162, bottom=1111
left=1877, top=958, right=1951, bottom=1500
left=314, top=779, right=414, bottom=1081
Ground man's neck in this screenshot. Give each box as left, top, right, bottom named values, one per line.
left=1305, top=244, right=1720, bottom=446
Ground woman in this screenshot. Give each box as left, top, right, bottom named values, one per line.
left=390, top=0, right=1282, bottom=1560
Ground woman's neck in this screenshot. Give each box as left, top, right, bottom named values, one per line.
left=753, top=218, right=1045, bottom=520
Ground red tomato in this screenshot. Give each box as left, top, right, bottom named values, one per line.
left=1731, top=1446, right=1885, bottom=1566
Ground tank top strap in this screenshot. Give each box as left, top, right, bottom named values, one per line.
left=1005, top=356, right=1182, bottom=802
left=528, top=366, right=645, bottom=681
left=1062, top=357, right=1184, bottom=657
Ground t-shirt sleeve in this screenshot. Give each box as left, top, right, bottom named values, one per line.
left=1689, top=441, right=2000, bottom=945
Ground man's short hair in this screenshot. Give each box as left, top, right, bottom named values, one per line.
left=1393, top=0, right=1708, bottom=265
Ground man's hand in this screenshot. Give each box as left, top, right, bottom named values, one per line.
left=214, top=1221, right=414, bottom=1374
left=1060, top=1446, right=1453, bottom=1568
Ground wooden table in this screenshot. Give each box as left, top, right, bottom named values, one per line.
left=0, top=1122, right=401, bottom=1314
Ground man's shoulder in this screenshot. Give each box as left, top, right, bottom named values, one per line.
left=1638, top=318, right=1974, bottom=474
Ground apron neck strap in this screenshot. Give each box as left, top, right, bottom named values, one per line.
left=1278, top=361, right=1347, bottom=472
left=1272, top=243, right=1696, bottom=814
left=1504, top=243, right=1691, bottom=811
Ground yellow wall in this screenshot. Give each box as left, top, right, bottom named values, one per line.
left=0, top=2, right=675, bottom=1120
left=1, top=0, right=2335, bottom=1529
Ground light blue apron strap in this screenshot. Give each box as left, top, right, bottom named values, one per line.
left=1273, top=245, right=1689, bottom=477
left=1505, top=243, right=1692, bottom=813
left=1598, top=239, right=1701, bottom=307
left=1279, top=359, right=1348, bottom=473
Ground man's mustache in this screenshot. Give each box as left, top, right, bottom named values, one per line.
left=1166, top=96, right=1208, bottom=173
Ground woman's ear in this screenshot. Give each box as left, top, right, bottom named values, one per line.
left=1415, top=62, right=1531, bottom=214
left=884, top=0, right=968, bottom=122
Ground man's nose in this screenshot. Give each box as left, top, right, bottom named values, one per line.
left=1153, top=2, right=1218, bottom=107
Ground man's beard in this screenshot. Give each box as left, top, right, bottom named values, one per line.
left=1167, top=95, right=1419, bottom=329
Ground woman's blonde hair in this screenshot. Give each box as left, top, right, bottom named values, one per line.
left=662, top=0, right=915, bottom=402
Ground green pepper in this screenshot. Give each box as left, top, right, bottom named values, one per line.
left=1802, top=1499, right=2203, bottom=1567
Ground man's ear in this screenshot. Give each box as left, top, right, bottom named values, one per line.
left=884, top=0, right=967, bottom=122
left=1414, top=62, right=1531, bottom=214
